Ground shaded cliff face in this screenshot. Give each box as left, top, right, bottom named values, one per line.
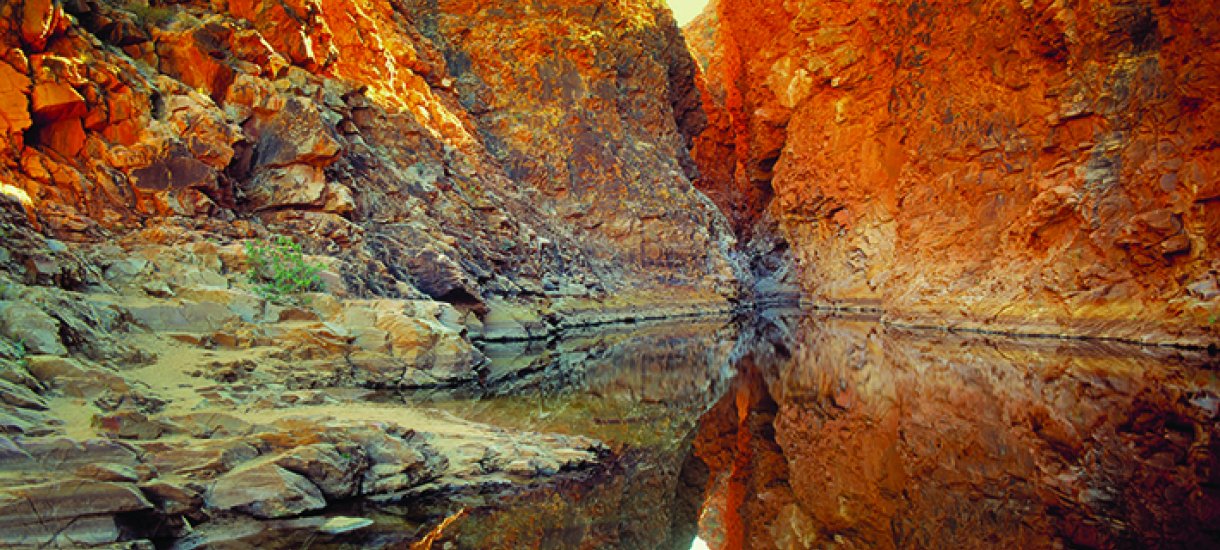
left=693, top=0, right=1220, bottom=344
left=0, top=0, right=738, bottom=310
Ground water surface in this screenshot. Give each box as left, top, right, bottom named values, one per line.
left=329, top=310, right=1220, bottom=548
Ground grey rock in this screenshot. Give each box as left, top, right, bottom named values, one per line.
left=0, top=480, right=153, bottom=546
left=0, top=378, right=46, bottom=410
left=0, top=301, right=67, bottom=355
left=204, top=462, right=327, bottom=519
left=318, top=516, right=373, bottom=535
left=274, top=443, right=366, bottom=499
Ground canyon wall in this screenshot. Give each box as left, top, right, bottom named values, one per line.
left=0, top=0, right=738, bottom=322
left=693, top=0, right=1220, bottom=344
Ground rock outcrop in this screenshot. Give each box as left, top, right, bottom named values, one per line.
left=0, top=0, right=740, bottom=323
left=691, top=0, right=1220, bottom=345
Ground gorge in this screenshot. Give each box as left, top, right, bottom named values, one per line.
left=0, top=0, right=1216, bottom=547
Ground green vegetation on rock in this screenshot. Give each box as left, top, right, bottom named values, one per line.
left=244, top=235, right=325, bottom=304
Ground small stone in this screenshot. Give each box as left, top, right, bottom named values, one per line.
left=142, top=281, right=174, bottom=298
left=318, top=516, right=373, bottom=535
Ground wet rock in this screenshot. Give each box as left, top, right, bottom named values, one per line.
left=478, top=301, right=549, bottom=341
left=204, top=462, right=327, bottom=519
left=318, top=516, right=373, bottom=535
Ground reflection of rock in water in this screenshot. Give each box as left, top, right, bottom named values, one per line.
left=692, top=313, right=1220, bottom=549
left=410, top=318, right=740, bottom=548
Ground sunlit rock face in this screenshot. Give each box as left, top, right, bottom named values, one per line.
left=692, top=0, right=1220, bottom=343
left=403, top=0, right=737, bottom=287
left=0, top=0, right=738, bottom=307
left=694, top=315, right=1220, bottom=548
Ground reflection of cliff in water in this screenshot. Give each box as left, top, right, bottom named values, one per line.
left=694, top=313, right=1220, bottom=549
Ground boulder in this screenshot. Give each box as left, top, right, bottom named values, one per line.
left=30, top=81, right=86, bottom=123
left=154, top=21, right=237, bottom=100
left=274, top=443, right=366, bottom=499
left=319, top=516, right=373, bottom=535
left=0, top=480, right=152, bottom=546
left=242, top=163, right=328, bottom=210
left=140, top=479, right=202, bottom=515
left=0, top=62, right=32, bottom=136
left=75, top=462, right=140, bottom=482
left=126, top=301, right=240, bottom=332
left=21, top=0, right=61, bottom=51
left=36, top=116, right=85, bottom=157
left=0, top=301, right=66, bottom=355
left=128, top=147, right=216, bottom=191
left=204, top=462, right=327, bottom=519
left=1, top=438, right=141, bottom=475
left=250, top=97, right=341, bottom=169
left=146, top=439, right=259, bottom=477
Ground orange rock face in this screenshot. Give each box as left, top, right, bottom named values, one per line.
left=694, top=0, right=1220, bottom=344
left=0, top=0, right=739, bottom=309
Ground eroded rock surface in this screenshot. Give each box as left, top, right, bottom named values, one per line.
left=0, top=0, right=739, bottom=318
left=691, top=0, right=1220, bottom=344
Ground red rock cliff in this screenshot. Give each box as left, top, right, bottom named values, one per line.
left=693, top=0, right=1220, bottom=345
left=0, top=0, right=739, bottom=317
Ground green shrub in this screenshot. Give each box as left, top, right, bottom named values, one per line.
left=244, top=235, right=325, bottom=304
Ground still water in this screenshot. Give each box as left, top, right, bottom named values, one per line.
left=332, top=310, right=1219, bottom=548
